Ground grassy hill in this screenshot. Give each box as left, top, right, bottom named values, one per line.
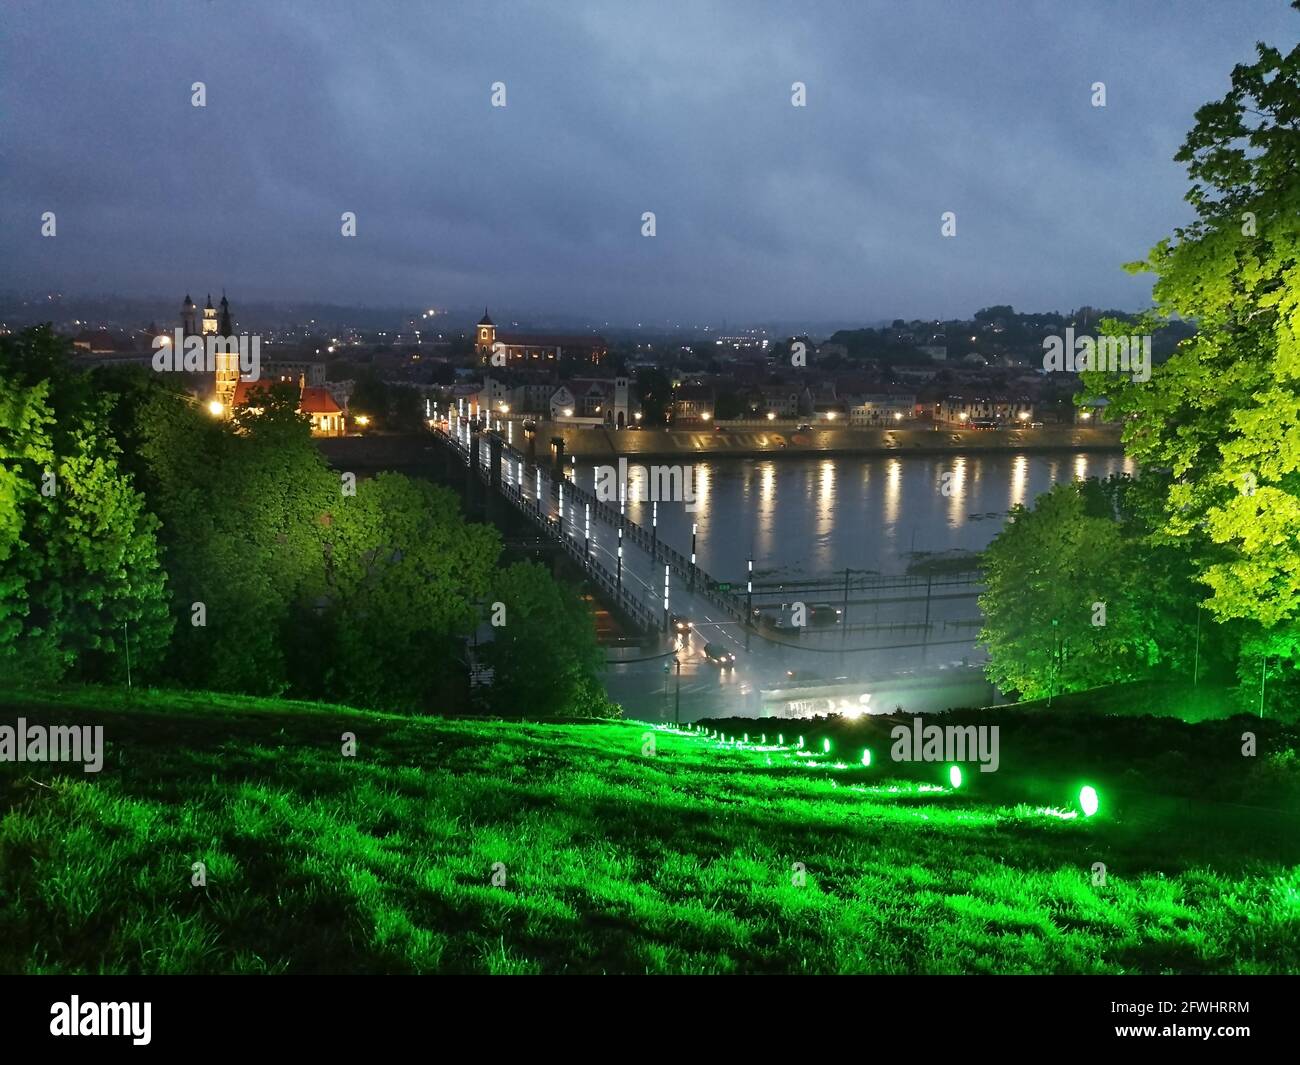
left=1, top=685, right=1297, bottom=974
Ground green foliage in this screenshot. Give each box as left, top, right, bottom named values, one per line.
left=1082, top=32, right=1300, bottom=631
left=978, top=478, right=1196, bottom=699
left=347, top=371, right=390, bottom=426
left=0, top=327, right=172, bottom=683
left=319, top=473, right=500, bottom=712
left=482, top=561, right=617, bottom=718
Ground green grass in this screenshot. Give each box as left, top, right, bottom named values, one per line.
left=1, top=685, right=1297, bottom=974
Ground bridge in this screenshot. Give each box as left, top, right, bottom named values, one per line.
left=428, top=417, right=997, bottom=720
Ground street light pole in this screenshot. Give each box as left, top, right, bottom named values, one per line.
left=1260, top=655, right=1268, bottom=718
left=674, top=655, right=681, bottom=724
left=1047, top=618, right=1060, bottom=708
left=746, top=555, right=753, bottom=652
left=1193, top=607, right=1202, bottom=687
left=691, top=522, right=697, bottom=591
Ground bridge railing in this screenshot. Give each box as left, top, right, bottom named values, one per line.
left=437, top=426, right=663, bottom=634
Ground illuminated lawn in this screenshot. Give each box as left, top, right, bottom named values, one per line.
left=1, top=686, right=1297, bottom=974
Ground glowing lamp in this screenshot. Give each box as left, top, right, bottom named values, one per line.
left=1079, top=785, right=1100, bottom=817
left=207, top=400, right=223, bottom=416
left=948, top=765, right=963, bottom=789
left=822, top=738, right=831, bottom=754
left=861, top=749, right=872, bottom=767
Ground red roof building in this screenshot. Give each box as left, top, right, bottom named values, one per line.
left=229, top=377, right=344, bottom=437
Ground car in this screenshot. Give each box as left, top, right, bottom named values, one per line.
left=703, top=642, right=736, bottom=668
left=670, top=614, right=693, bottom=635
left=809, top=603, right=842, bottom=627
left=796, top=423, right=813, bottom=432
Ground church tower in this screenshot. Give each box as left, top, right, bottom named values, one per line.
left=475, top=308, right=496, bottom=358
left=202, top=294, right=219, bottom=336
left=218, top=291, right=233, bottom=335
left=213, top=291, right=240, bottom=411
left=181, top=294, right=198, bottom=337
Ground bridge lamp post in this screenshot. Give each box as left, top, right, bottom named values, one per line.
left=617, top=528, right=623, bottom=594
left=663, top=564, right=670, bottom=633
left=584, top=503, right=591, bottom=568
left=558, top=483, right=564, bottom=530
left=535, top=468, right=541, bottom=513
left=746, top=556, right=753, bottom=652
left=674, top=655, right=682, bottom=725
left=652, top=500, right=658, bottom=555
left=690, top=522, right=698, bottom=590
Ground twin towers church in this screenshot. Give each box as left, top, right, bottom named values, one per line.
left=176, top=292, right=344, bottom=436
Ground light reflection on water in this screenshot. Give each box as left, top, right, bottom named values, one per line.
left=584, top=451, right=1135, bottom=581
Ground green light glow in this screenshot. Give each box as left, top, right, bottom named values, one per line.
left=761, top=734, right=766, bottom=745
left=1079, top=785, right=1100, bottom=817
left=778, top=734, right=784, bottom=746
left=798, top=736, right=805, bottom=749
left=948, top=765, right=963, bottom=789
left=743, top=733, right=749, bottom=744
left=861, top=749, right=871, bottom=767
left=822, top=738, right=831, bottom=754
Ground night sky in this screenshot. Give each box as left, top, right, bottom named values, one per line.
left=3, top=0, right=1296, bottom=324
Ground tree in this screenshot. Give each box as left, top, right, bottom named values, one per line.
left=979, top=480, right=1172, bottom=699
left=481, top=561, right=617, bottom=718
left=0, top=327, right=172, bottom=684
left=1082, top=24, right=1300, bottom=632
left=320, top=472, right=500, bottom=712
left=348, top=371, right=390, bottom=427
left=634, top=367, right=672, bottom=425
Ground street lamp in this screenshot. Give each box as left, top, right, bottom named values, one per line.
left=746, top=555, right=753, bottom=652
left=690, top=522, right=697, bottom=590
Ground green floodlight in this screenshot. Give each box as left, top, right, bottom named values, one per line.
left=822, top=738, right=831, bottom=755
left=743, top=733, right=749, bottom=744
left=798, top=736, right=805, bottom=749
left=861, top=749, right=872, bottom=767
left=761, top=734, right=766, bottom=745
left=778, top=734, right=784, bottom=746
left=948, top=764, right=963, bottom=789
left=1079, top=785, right=1100, bottom=817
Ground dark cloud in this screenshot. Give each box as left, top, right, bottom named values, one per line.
left=3, top=0, right=1296, bottom=323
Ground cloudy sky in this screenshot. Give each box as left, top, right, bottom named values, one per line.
left=3, top=0, right=1296, bottom=325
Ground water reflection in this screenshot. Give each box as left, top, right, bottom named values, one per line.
left=1010, top=454, right=1028, bottom=510
left=945, top=456, right=967, bottom=528
left=884, top=458, right=902, bottom=528
left=573, top=451, right=1134, bottom=578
